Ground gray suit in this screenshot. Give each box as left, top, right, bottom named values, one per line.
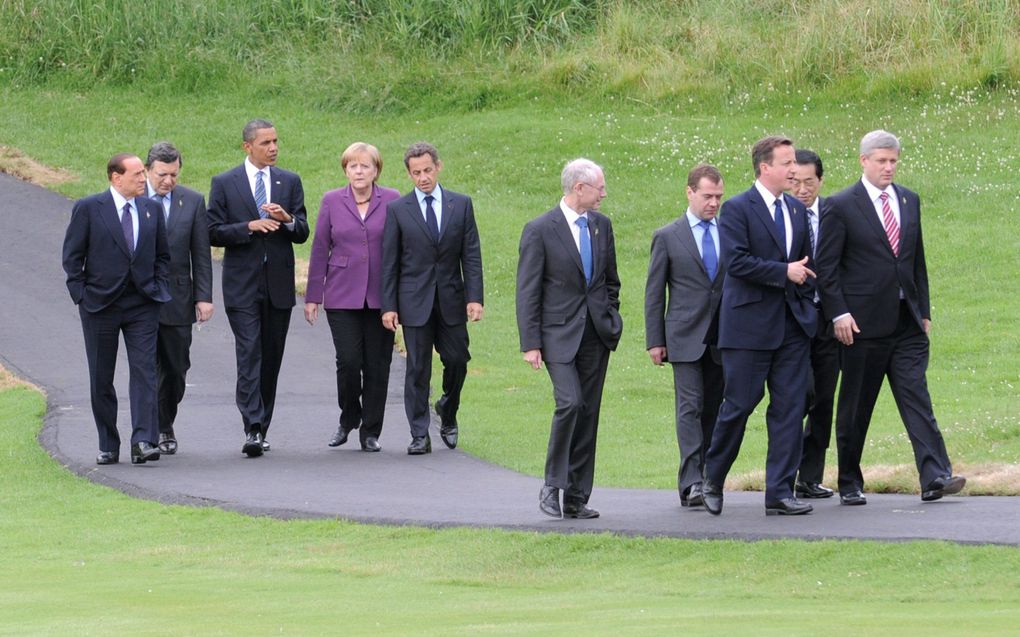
left=644, top=215, right=724, bottom=496
left=516, top=204, right=622, bottom=505
left=152, top=184, right=213, bottom=434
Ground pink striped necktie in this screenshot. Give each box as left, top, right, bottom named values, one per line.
left=879, top=192, right=900, bottom=256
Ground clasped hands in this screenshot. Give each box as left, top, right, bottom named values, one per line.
left=248, top=204, right=292, bottom=233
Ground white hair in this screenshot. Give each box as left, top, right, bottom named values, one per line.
left=561, top=158, right=603, bottom=194
left=860, top=129, right=901, bottom=156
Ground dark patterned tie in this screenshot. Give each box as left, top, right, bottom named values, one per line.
left=424, top=195, right=439, bottom=242
left=255, top=170, right=267, bottom=218
left=121, top=203, right=134, bottom=254
left=774, top=198, right=786, bottom=258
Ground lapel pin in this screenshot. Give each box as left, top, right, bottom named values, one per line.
left=146, top=211, right=150, bottom=219
left=275, top=181, right=281, bottom=185
left=594, top=227, right=599, bottom=236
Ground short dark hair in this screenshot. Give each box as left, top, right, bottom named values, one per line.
left=751, top=135, right=794, bottom=177
left=403, top=142, right=439, bottom=169
left=243, top=119, right=274, bottom=143
left=795, top=149, right=823, bottom=179
left=107, top=153, right=135, bottom=180
left=145, top=141, right=182, bottom=169
left=687, top=163, right=723, bottom=190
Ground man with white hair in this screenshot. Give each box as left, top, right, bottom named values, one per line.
left=816, top=129, right=965, bottom=505
left=516, top=158, right=623, bottom=519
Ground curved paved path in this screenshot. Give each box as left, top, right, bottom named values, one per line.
left=2, top=172, right=1017, bottom=545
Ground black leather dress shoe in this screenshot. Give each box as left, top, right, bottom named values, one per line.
left=680, top=483, right=704, bottom=508
left=158, top=432, right=178, bottom=455
left=921, top=475, right=966, bottom=502
left=795, top=481, right=834, bottom=499
left=361, top=437, right=381, bottom=452
left=539, top=485, right=561, bottom=518
left=131, top=442, right=161, bottom=465
left=243, top=432, right=264, bottom=458
left=435, top=399, right=459, bottom=449
left=407, top=436, right=431, bottom=455
left=563, top=503, right=600, bottom=519
left=328, top=427, right=350, bottom=448
left=702, top=480, right=723, bottom=515
left=96, top=451, right=118, bottom=465
left=765, top=497, right=813, bottom=516
left=840, top=490, right=867, bottom=506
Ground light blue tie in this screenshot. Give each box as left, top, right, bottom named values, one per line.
left=151, top=193, right=168, bottom=222
left=699, top=220, right=718, bottom=280
left=255, top=170, right=267, bottom=218
left=576, top=216, right=592, bottom=285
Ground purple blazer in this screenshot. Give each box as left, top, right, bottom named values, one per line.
left=306, top=184, right=401, bottom=309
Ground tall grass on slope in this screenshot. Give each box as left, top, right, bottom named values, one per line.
left=1, top=0, right=1018, bottom=111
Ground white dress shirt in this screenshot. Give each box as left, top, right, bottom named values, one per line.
left=754, top=180, right=792, bottom=258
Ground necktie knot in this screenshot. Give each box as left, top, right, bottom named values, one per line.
left=576, top=215, right=588, bottom=229
left=879, top=192, right=889, bottom=203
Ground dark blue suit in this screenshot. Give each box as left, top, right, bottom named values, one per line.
left=208, top=164, right=309, bottom=437
left=62, top=189, right=170, bottom=454
left=704, top=185, right=816, bottom=502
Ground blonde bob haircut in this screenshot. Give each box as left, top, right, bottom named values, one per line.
left=341, top=142, right=383, bottom=182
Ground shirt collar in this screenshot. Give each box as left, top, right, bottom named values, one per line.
left=245, top=157, right=269, bottom=180
left=861, top=176, right=894, bottom=203
left=807, top=198, right=819, bottom=216
left=560, top=197, right=587, bottom=223
left=686, top=208, right=715, bottom=228
left=416, top=185, right=442, bottom=205
left=110, top=187, right=132, bottom=213
left=754, top=179, right=783, bottom=210
left=146, top=182, right=169, bottom=202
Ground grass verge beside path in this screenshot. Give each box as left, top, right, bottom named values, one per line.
left=1, top=373, right=1019, bottom=635
left=1, top=86, right=1018, bottom=493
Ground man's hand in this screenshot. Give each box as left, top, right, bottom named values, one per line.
left=834, top=314, right=861, bottom=346
left=304, top=302, right=319, bottom=326
left=248, top=218, right=280, bottom=233
left=467, top=302, right=484, bottom=322
left=523, top=349, right=543, bottom=370
left=195, top=301, right=214, bottom=323
left=382, top=311, right=400, bottom=332
left=786, top=256, right=816, bottom=285
left=648, top=346, right=667, bottom=366
left=262, top=203, right=292, bottom=223
left=923, top=318, right=931, bottom=335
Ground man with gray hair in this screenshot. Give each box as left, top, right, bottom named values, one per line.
left=516, top=158, right=623, bottom=519
left=816, top=129, right=965, bottom=504
left=145, top=142, right=213, bottom=455
left=208, top=119, right=309, bottom=457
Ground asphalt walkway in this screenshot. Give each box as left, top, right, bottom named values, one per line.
left=2, top=172, right=1017, bottom=545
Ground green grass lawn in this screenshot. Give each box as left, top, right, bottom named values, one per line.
left=2, top=85, right=1017, bottom=493
left=1, top=380, right=1019, bottom=635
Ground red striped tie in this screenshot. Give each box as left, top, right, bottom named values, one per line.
left=879, top=192, right=899, bottom=256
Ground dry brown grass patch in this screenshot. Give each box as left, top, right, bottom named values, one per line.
left=0, top=145, right=77, bottom=187
left=0, top=364, right=40, bottom=392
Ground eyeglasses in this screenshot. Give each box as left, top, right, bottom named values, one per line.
left=580, top=183, right=607, bottom=194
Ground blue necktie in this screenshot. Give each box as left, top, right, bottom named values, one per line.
left=773, top=198, right=786, bottom=258
left=576, top=216, right=592, bottom=285
left=699, top=220, right=717, bottom=280
left=255, top=170, right=267, bottom=218
left=151, top=193, right=168, bottom=222
left=121, top=203, right=134, bottom=254
left=424, top=195, right=439, bottom=242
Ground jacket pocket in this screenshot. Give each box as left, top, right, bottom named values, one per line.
left=328, top=255, right=350, bottom=268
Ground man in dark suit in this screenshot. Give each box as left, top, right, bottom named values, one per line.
left=702, top=136, right=817, bottom=516
left=816, top=129, right=965, bottom=504
left=790, top=149, right=839, bottom=499
left=208, top=119, right=309, bottom=457
left=517, top=158, right=623, bottom=519
left=144, top=142, right=214, bottom=455
left=381, top=142, right=484, bottom=455
left=645, top=164, right=725, bottom=509
left=62, top=153, right=171, bottom=465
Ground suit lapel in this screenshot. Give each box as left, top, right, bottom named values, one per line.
left=673, top=219, right=711, bottom=281
left=230, top=166, right=259, bottom=220
left=892, top=184, right=915, bottom=255
left=339, top=187, right=362, bottom=223
left=551, top=209, right=585, bottom=279
left=441, top=194, right=455, bottom=242
left=99, top=192, right=132, bottom=257
left=363, top=186, right=384, bottom=222
left=749, top=188, right=785, bottom=255
left=853, top=182, right=896, bottom=257
left=166, top=191, right=182, bottom=233
left=404, top=194, right=433, bottom=242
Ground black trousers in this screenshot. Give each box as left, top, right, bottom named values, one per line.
left=798, top=310, right=840, bottom=484
left=79, top=286, right=161, bottom=454
left=224, top=269, right=292, bottom=436
left=325, top=306, right=394, bottom=439
left=544, top=316, right=610, bottom=505
left=401, top=300, right=470, bottom=439
left=156, top=323, right=193, bottom=434
left=835, top=301, right=952, bottom=494
left=671, top=349, right=724, bottom=494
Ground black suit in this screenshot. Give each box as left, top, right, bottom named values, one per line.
left=816, top=179, right=952, bottom=494
left=516, top=204, right=622, bottom=505
left=381, top=186, right=483, bottom=438
left=151, top=185, right=213, bottom=435
left=798, top=196, right=840, bottom=484
left=208, top=163, right=309, bottom=437
left=704, top=185, right=816, bottom=503
left=62, top=189, right=170, bottom=454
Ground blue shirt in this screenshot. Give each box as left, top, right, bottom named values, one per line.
left=415, top=185, right=443, bottom=232
left=686, top=209, right=719, bottom=260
